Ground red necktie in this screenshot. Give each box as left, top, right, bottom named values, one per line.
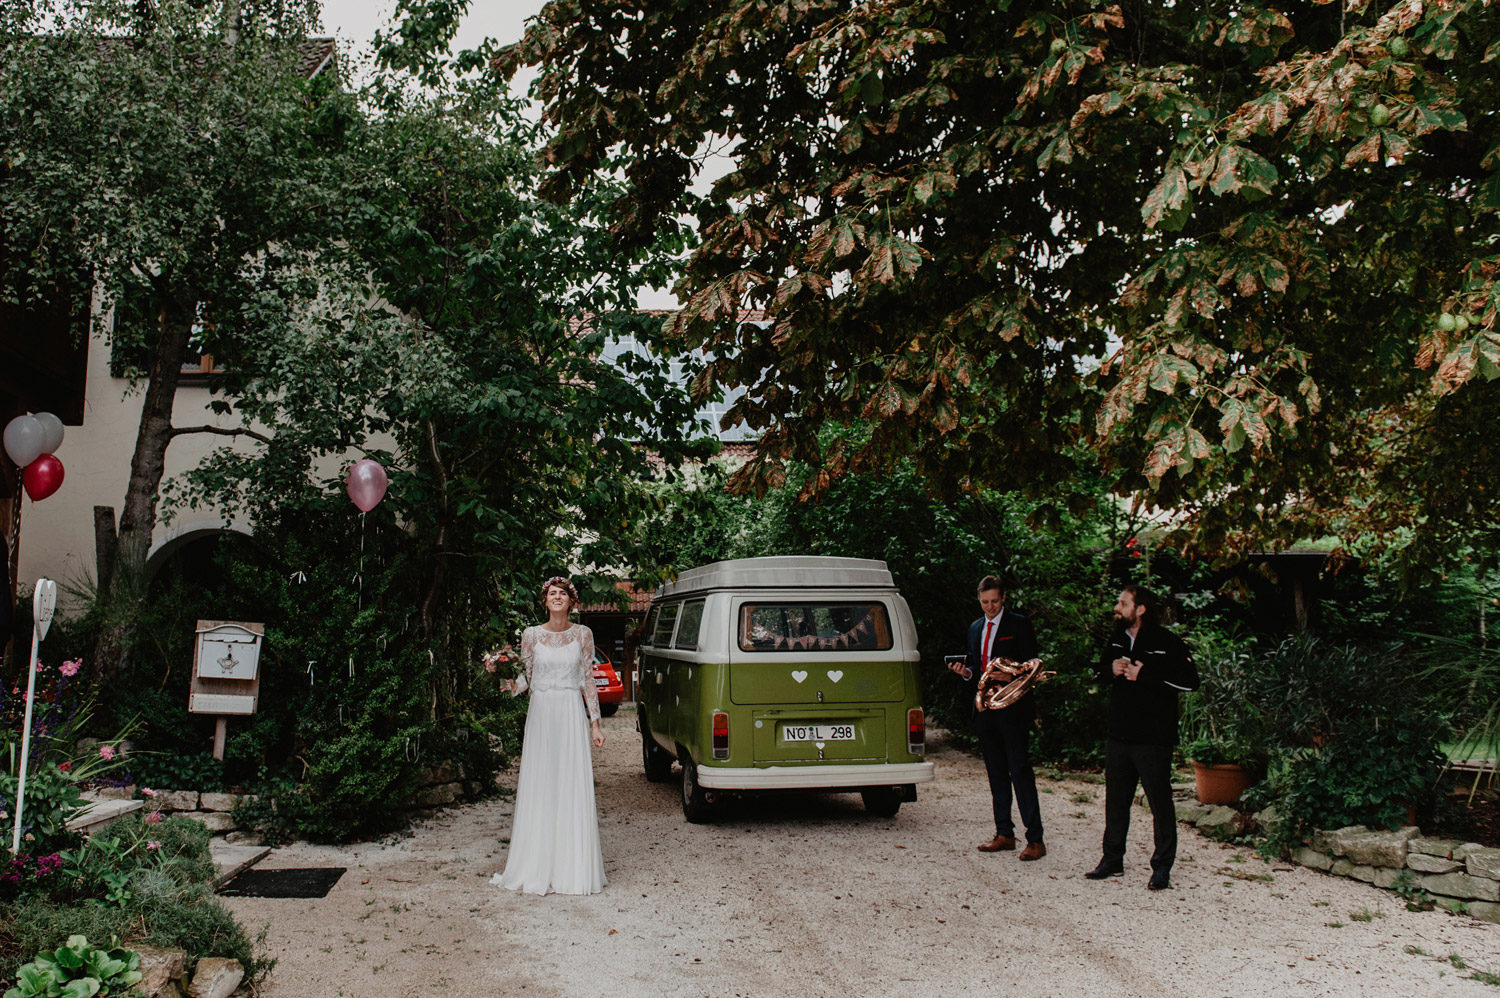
left=982, top=620, right=994, bottom=664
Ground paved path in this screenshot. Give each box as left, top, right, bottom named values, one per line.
left=224, top=710, right=1500, bottom=997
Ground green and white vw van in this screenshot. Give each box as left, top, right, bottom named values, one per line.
left=636, top=556, right=934, bottom=822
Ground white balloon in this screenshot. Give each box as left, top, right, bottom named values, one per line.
left=33, top=412, right=64, bottom=455
left=3, top=415, right=46, bottom=468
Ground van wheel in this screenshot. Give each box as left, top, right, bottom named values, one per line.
left=641, top=729, right=673, bottom=783
left=680, top=754, right=713, bottom=823
left=861, top=787, right=903, bottom=817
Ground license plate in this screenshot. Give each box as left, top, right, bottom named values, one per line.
left=781, top=723, right=855, bottom=742
left=594, top=677, right=609, bottom=686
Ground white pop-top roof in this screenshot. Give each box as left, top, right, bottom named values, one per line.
left=656, top=556, right=896, bottom=598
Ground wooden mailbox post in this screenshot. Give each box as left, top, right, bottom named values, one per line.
left=187, top=621, right=264, bottom=760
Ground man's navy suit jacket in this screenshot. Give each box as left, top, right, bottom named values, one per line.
left=964, top=609, right=1039, bottom=723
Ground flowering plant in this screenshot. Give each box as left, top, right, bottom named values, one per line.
left=2, top=659, right=137, bottom=856
left=0, top=850, right=63, bottom=902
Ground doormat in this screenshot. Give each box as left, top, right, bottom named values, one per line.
left=218, top=867, right=346, bottom=899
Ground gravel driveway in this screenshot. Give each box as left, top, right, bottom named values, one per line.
left=225, top=709, right=1500, bottom=997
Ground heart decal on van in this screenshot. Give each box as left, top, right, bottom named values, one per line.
left=827, top=670, right=844, bottom=683
left=791, top=670, right=808, bottom=683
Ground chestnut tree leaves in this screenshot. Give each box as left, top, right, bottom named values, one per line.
left=503, top=0, right=1500, bottom=571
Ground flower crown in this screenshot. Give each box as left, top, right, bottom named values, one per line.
left=540, top=576, right=579, bottom=603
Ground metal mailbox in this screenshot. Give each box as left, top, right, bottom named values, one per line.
left=188, top=621, right=264, bottom=721
left=194, top=623, right=262, bottom=681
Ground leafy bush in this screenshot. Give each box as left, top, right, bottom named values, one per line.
left=0, top=815, right=268, bottom=988
left=0, top=770, right=85, bottom=858
left=1, top=653, right=137, bottom=861
left=1, top=890, right=264, bottom=988
left=1180, top=627, right=1268, bottom=768
left=88, top=814, right=216, bottom=890
left=229, top=774, right=309, bottom=847
left=4, top=935, right=141, bottom=998
left=122, top=751, right=225, bottom=795
left=1254, top=721, right=1446, bottom=856
left=1245, top=636, right=1449, bottom=853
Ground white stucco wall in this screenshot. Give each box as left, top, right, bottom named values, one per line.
left=15, top=325, right=259, bottom=597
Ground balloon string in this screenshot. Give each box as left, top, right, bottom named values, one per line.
left=7, top=469, right=20, bottom=601
left=357, top=511, right=366, bottom=612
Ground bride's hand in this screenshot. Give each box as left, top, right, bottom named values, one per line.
left=591, top=720, right=605, bottom=749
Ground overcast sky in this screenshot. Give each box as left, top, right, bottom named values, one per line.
left=316, top=0, right=544, bottom=60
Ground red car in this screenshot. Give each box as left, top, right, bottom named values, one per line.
left=593, top=648, right=625, bottom=717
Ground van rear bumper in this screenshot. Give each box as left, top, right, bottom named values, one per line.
left=695, top=761, right=935, bottom=791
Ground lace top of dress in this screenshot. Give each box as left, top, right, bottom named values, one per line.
left=519, top=623, right=601, bottom=722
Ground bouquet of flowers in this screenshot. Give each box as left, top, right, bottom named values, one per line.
left=481, top=643, right=527, bottom=694
left=480, top=645, right=517, bottom=675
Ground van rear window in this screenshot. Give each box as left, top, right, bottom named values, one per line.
left=738, top=602, right=892, bottom=652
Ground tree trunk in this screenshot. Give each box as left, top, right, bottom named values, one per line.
left=89, top=288, right=195, bottom=681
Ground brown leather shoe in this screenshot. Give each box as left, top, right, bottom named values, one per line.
left=977, top=835, right=1017, bottom=853
left=1018, top=841, right=1047, bottom=861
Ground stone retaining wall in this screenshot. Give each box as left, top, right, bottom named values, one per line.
left=1290, top=825, right=1500, bottom=923
left=1175, top=799, right=1500, bottom=925
left=88, top=761, right=479, bottom=845
left=91, top=786, right=257, bottom=843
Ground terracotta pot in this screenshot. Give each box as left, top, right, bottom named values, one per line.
left=1192, top=760, right=1253, bottom=806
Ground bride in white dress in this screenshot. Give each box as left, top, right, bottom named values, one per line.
left=491, top=577, right=607, bottom=896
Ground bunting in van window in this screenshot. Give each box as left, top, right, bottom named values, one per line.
left=767, top=617, right=873, bottom=651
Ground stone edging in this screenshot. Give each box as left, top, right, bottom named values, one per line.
left=87, top=761, right=480, bottom=846
left=1176, top=799, right=1500, bottom=925
left=91, top=786, right=257, bottom=843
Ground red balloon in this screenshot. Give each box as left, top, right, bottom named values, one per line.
left=23, top=454, right=64, bottom=501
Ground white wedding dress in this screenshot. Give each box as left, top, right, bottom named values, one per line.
left=492, top=623, right=607, bottom=896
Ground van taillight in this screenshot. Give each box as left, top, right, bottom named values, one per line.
left=908, top=708, right=925, bottom=756
left=712, top=711, right=729, bottom=760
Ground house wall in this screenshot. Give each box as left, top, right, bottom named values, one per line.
left=15, top=321, right=258, bottom=601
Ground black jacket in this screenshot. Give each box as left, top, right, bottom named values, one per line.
left=1095, top=622, right=1199, bottom=746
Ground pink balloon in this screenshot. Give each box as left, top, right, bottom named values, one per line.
left=23, top=454, right=64, bottom=501
left=345, top=459, right=388, bottom=512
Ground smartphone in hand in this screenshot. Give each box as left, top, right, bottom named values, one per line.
left=945, top=654, right=972, bottom=680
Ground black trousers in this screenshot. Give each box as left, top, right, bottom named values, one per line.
left=976, top=710, right=1043, bottom=843
left=1102, top=739, right=1177, bottom=872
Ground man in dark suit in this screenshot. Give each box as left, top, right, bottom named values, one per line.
left=948, top=574, right=1044, bottom=859
left=1085, top=584, right=1200, bottom=891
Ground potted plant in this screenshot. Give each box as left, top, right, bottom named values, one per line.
left=1181, top=629, right=1267, bottom=806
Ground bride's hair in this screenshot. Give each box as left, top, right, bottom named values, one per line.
left=540, top=576, right=579, bottom=604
